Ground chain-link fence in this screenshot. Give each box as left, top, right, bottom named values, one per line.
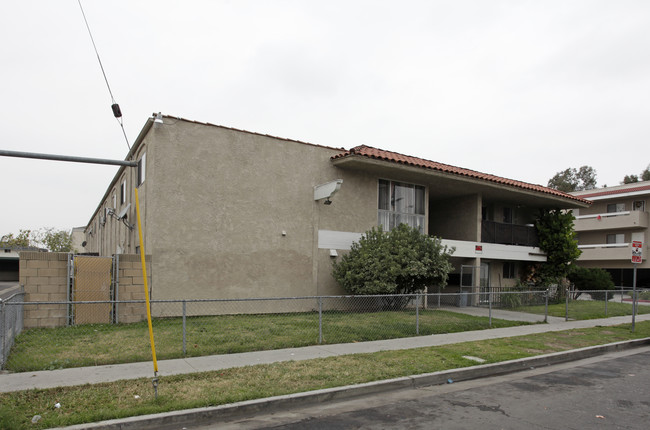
left=564, top=287, right=650, bottom=321
left=0, top=291, right=25, bottom=369
left=2, top=288, right=644, bottom=373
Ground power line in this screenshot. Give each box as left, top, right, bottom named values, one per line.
left=77, top=0, right=131, bottom=150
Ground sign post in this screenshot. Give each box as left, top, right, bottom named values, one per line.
left=631, top=241, right=643, bottom=332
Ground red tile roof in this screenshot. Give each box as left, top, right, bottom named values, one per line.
left=332, top=145, right=589, bottom=204
left=577, top=183, right=650, bottom=198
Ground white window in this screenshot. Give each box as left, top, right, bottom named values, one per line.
left=607, top=203, right=625, bottom=213
left=378, top=179, right=425, bottom=232
left=137, top=152, right=146, bottom=186
left=120, top=179, right=126, bottom=205
left=606, top=234, right=625, bottom=244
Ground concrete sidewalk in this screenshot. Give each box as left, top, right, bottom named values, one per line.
left=2, top=311, right=649, bottom=393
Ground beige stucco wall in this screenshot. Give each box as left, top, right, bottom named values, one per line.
left=141, top=120, right=380, bottom=300
left=429, top=194, right=481, bottom=241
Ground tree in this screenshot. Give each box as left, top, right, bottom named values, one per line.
left=567, top=266, right=614, bottom=301
left=1, top=228, right=73, bottom=252
left=622, top=164, right=650, bottom=183
left=332, top=224, right=453, bottom=300
left=623, top=174, right=639, bottom=184
left=34, top=228, right=73, bottom=252
left=0, top=230, right=32, bottom=248
left=535, top=209, right=581, bottom=285
left=547, top=166, right=597, bottom=192
left=576, top=165, right=597, bottom=190
left=642, top=165, right=650, bottom=181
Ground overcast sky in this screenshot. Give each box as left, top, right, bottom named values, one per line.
left=1, top=0, right=649, bottom=235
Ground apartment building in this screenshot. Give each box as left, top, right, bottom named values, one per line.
left=572, top=181, right=650, bottom=287
left=84, top=114, right=589, bottom=300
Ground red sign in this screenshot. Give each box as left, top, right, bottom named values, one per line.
left=632, top=241, right=643, bottom=263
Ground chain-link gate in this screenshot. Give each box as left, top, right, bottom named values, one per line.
left=68, top=255, right=114, bottom=324
left=459, top=264, right=491, bottom=306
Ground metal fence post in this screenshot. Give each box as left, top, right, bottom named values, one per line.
left=416, top=294, right=420, bottom=335
left=565, top=288, right=569, bottom=321
left=182, top=300, right=187, bottom=355
left=605, top=290, right=608, bottom=317
left=488, top=286, right=492, bottom=328
left=318, top=297, right=323, bottom=344
left=114, top=254, right=120, bottom=324
left=67, top=253, right=73, bottom=326
left=1, top=299, right=5, bottom=368
left=544, top=288, right=549, bottom=323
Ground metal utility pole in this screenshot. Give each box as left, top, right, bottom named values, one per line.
left=0, top=149, right=136, bottom=167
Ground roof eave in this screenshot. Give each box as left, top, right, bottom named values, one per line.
left=332, top=154, right=590, bottom=209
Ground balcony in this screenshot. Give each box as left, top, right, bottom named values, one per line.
left=574, top=210, right=649, bottom=232
left=577, top=243, right=632, bottom=261
left=481, top=220, right=539, bottom=247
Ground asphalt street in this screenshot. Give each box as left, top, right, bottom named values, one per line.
left=188, top=346, right=650, bottom=430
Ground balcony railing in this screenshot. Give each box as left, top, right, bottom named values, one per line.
left=481, top=220, right=539, bottom=247
left=577, top=243, right=632, bottom=261
left=574, top=210, right=649, bottom=231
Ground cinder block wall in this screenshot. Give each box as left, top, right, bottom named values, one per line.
left=114, top=254, right=151, bottom=323
left=19, top=252, right=68, bottom=328
left=19, top=252, right=152, bottom=328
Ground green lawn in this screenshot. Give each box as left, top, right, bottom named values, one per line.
left=5, top=309, right=528, bottom=372
left=1, top=321, right=648, bottom=430
left=509, top=299, right=650, bottom=320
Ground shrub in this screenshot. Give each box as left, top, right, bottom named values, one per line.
left=499, top=280, right=527, bottom=308
left=332, top=224, right=453, bottom=305
left=567, top=266, right=615, bottom=301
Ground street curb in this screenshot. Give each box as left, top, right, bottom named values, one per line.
left=55, top=337, right=650, bottom=430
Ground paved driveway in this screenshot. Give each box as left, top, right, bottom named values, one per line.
left=0, top=281, right=21, bottom=297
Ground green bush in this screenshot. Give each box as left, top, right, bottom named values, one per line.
left=567, top=266, right=615, bottom=301
left=332, top=224, right=453, bottom=304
